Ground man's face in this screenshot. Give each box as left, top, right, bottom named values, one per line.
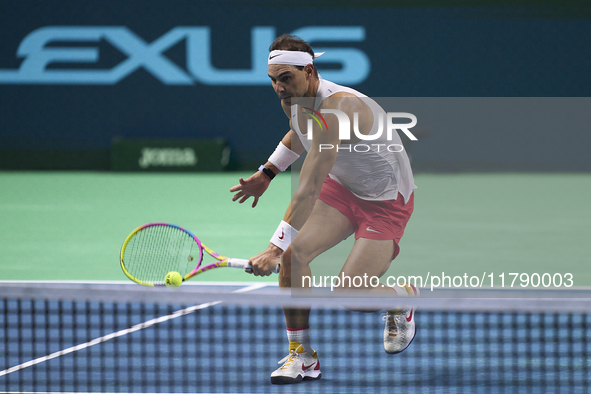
left=268, top=64, right=309, bottom=105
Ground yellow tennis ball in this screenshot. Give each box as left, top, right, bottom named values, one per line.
left=164, top=271, right=183, bottom=289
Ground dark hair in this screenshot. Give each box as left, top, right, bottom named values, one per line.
left=269, top=34, right=319, bottom=78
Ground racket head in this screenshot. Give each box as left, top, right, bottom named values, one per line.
left=120, top=223, right=204, bottom=286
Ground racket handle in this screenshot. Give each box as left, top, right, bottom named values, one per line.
left=227, top=258, right=280, bottom=274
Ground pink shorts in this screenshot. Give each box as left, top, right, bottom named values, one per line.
left=318, top=177, right=414, bottom=259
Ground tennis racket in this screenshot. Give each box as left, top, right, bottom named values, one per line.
left=120, top=222, right=279, bottom=286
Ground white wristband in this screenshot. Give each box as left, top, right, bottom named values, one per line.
left=268, top=142, right=300, bottom=172
left=270, top=220, right=299, bottom=251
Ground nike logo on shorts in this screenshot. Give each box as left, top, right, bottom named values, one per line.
left=366, top=226, right=380, bottom=233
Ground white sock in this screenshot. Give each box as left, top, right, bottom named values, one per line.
left=390, top=285, right=412, bottom=297
left=388, top=284, right=416, bottom=313
left=287, top=327, right=312, bottom=352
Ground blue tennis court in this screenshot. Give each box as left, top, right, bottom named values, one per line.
left=2, top=282, right=590, bottom=393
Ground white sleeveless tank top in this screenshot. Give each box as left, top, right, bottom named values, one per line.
left=291, top=77, right=416, bottom=203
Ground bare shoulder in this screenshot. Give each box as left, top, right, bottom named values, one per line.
left=320, top=91, right=371, bottom=117
left=319, top=90, right=374, bottom=141
left=329, top=91, right=357, bottom=98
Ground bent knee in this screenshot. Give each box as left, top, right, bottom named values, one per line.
left=278, top=245, right=310, bottom=273
left=289, top=239, right=315, bottom=268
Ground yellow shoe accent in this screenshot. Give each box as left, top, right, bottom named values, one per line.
left=288, top=341, right=304, bottom=353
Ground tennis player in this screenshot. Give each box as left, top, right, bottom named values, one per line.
left=230, top=34, right=418, bottom=384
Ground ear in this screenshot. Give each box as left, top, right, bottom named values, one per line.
left=304, top=64, right=315, bottom=79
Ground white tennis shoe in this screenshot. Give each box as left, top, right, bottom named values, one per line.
left=270, top=342, right=321, bottom=384
left=383, top=284, right=420, bottom=354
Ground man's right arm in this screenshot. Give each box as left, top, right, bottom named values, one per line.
left=248, top=201, right=293, bottom=276
left=236, top=129, right=303, bottom=274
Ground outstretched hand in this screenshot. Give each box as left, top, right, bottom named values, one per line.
left=229, top=171, right=271, bottom=208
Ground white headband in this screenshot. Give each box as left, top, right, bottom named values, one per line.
left=268, top=50, right=325, bottom=66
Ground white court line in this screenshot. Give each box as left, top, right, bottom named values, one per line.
left=232, top=282, right=269, bottom=293
left=0, top=283, right=270, bottom=378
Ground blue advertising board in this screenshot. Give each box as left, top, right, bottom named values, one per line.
left=1, top=1, right=590, bottom=170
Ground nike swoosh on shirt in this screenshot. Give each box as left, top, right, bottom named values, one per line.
left=366, top=226, right=381, bottom=233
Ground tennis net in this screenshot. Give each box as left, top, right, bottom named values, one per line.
left=1, top=282, right=590, bottom=393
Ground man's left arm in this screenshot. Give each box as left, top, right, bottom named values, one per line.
left=229, top=130, right=300, bottom=207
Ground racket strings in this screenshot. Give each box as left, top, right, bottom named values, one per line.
left=123, top=226, right=197, bottom=284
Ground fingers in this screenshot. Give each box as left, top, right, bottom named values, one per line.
left=230, top=175, right=268, bottom=206
left=231, top=191, right=243, bottom=202
left=252, top=268, right=271, bottom=277
left=231, top=192, right=258, bottom=205
left=229, top=178, right=245, bottom=193
left=249, top=260, right=272, bottom=277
